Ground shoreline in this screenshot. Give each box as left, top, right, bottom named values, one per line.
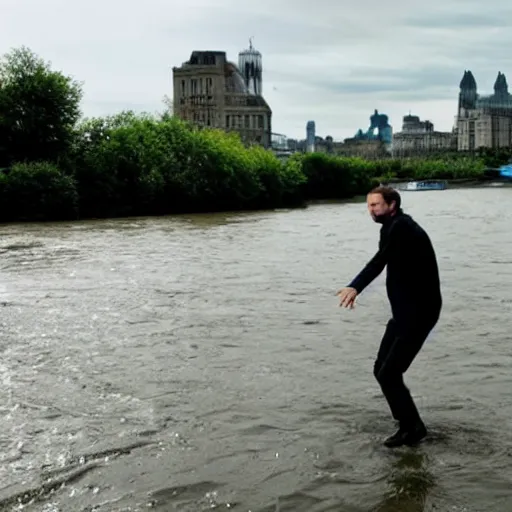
left=1, top=179, right=510, bottom=227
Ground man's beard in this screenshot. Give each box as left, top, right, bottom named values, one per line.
left=372, top=213, right=389, bottom=224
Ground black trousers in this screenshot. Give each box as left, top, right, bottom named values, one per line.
left=373, top=317, right=436, bottom=428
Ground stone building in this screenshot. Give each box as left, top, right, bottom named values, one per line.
left=457, top=70, right=512, bottom=151
left=172, top=41, right=272, bottom=148
left=337, top=139, right=388, bottom=158
left=392, top=114, right=456, bottom=156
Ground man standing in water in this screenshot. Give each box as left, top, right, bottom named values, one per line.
left=336, top=186, right=442, bottom=448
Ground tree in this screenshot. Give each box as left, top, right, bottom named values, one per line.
left=162, top=94, right=173, bottom=116
left=0, top=46, right=83, bottom=168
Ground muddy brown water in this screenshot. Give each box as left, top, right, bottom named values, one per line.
left=0, top=187, right=511, bottom=511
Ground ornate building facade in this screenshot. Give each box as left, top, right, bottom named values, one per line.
left=456, top=70, right=512, bottom=151
left=172, top=41, right=272, bottom=148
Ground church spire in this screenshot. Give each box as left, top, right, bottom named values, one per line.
left=459, top=70, right=468, bottom=88
left=494, top=71, right=508, bottom=94
left=465, top=70, right=477, bottom=89
left=458, top=70, right=477, bottom=110
left=459, top=70, right=476, bottom=90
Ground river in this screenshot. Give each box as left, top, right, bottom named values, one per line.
left=0, top=186, right=511, bottom=511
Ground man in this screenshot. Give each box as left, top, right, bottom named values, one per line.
left=336, top=185, right=442, bottom=448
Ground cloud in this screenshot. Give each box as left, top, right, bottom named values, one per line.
left=1, top=0, right=512, bottom=140
left=268, top=64, right=462, bottom=100
left=404, top=12, right=511, bottom=29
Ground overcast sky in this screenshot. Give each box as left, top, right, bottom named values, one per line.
left=1, top=0, right=511, bottom=140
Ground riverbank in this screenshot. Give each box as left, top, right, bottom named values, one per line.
left=0, top=136, right=492, bottom=224
left=0, top=165, right=502, bottom=225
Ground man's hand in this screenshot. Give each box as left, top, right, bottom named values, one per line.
left=336, top=287, right=358, bottom=308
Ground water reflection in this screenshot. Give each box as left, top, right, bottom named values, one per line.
left=373, top=451, right=435, bottom=512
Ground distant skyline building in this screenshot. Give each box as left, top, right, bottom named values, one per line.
left=457, top=70, right=512, bottom=150
left=392, top=114, right=456, bottom=156
left=173, top=47, right=512, bottom=153
left=353, top=109, right=392, bottom=146
left=306, top=120, right=315, bottom=152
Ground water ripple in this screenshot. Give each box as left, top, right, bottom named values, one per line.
left=0, top=188, right=511, bottom=511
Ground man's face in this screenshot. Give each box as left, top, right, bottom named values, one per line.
left=367, top=193, right=395, bottom=223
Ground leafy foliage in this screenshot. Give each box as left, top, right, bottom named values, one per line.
left=0, top=46, right=83, bottom=168
left=0, top=46, right=493, bottom=223
left=0, top=162, right=78, bottom=221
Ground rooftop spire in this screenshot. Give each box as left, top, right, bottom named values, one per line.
left=494, top=71, right=508, bottom=94
left=460, top=70, right=477, bottom=89
left=459, top=70, right=468, bottom=88
left=465, top=70, right=476, bottom=89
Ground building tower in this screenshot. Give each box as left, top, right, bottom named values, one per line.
left=306, top=120, right=315, bottom=152
left=493, top=71, right=509, bottom=97
left=456, top=70, right=478, bottom=151
left=238, top=37, right=262, bottom=95
left=458, top=70, right=477, bottom=112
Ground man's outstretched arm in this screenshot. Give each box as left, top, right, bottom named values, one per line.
left=337, top=248, right=388, bottom=308
left=337, top=221, right=404, bottom=307
left=348, top=247, right=388, bottom=294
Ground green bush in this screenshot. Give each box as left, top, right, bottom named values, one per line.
left=0, top=162, right=78, bottom=221
left=0, top=112, right=490, bottom=222
left=295, top=153, right=371, bottom=198
left=67, top=113, right=307, bottom=219
left=386, top=156, right=485, bottom=180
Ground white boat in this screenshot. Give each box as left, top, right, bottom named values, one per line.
left=403, top=180, right=447, bottom=191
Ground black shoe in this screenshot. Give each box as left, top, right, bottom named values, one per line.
left=383, top=422, right=427, bottom=448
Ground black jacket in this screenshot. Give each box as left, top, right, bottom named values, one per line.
left=348, top=210, right=442, bottom=326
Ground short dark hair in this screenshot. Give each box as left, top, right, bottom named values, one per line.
left=368, top=185, right=401, bottom=210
